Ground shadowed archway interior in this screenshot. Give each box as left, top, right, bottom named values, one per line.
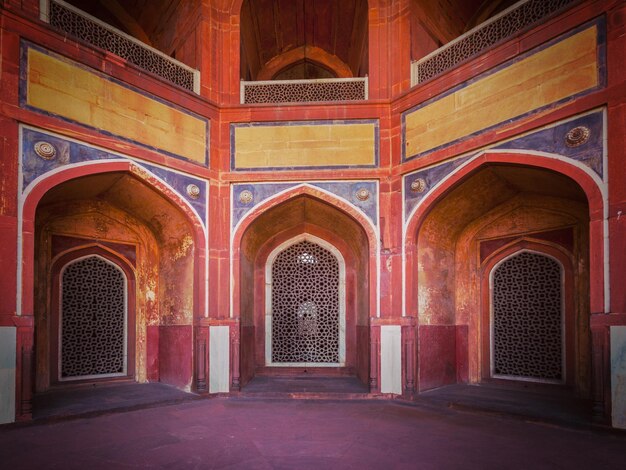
left=33, top=171, right=197, bottom=395
left=415, top=163, right=591, bottom=396
left=239, top=195, right=370, bottom=387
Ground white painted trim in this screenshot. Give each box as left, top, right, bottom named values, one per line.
left=380, top=325, right=402, bottom=394
left=264, top=233, right=346, bottom=367
left=205, top=184, right=210, bottom=318
left=229, top=183, right=235, bottom=321
left=229, top=181, right=380, bottom=319
left=39, top=0, right=49, bottom=22
left=488, top=249, right=566, bottom=384
left=0, top=327, right=17, bottom=424
left=57, top=254, right=129, bottom=381
left=602, top=109, right=610, bottom=313
left=610, top=325, right=626, bottom=429
left=209, top=325, right=230, bottom=393
left=16, top=126, right=24, bottom=316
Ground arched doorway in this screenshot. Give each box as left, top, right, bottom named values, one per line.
left=27, top=167, right=201, bottom=401
left=266, top=235, right=346, bottom=368
left=407, top=162, right=593, bottom=397
left=235, top=193, right=374, bottom=389
left=50, top=250, right=136, bottom=384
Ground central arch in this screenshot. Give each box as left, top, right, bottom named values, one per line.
left=233, top=190, right=376, bottom=389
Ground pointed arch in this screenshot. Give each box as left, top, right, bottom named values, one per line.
left=256, top=46, right=354, bottom=80
left=19, top=159, right=207, bottom=320
left=403, top=151, right=607, bottom=318
left=49, top=246, right=137, bottom=384
left=480, top=240, right=577, bottom=386
left=264, top=233, right=347, bottom=367
left=231, top=184, right=379, bottom=320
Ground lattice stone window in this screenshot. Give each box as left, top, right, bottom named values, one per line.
left=60, top=255, right=126, bottom=380
left=241, top=78, right=368, bottom=104
left=411, top=0, right=578, bottom=85
left=270, top=240, right=341, bottom=364
left=42, top=0, right=199, bottom=92
left=491, top=251, right=563, bottom=382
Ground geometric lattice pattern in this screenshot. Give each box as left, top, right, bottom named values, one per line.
left=412, top=0, right=577, bottom=85
left=243, top=78, right=367, bottom=104
left=492, top=251, right=563, bottom=381
left=61, top=256, right=126, bottom=379
left=48, top=0, right=197, bottom=92
left=271, top=241, right=340, bottom=363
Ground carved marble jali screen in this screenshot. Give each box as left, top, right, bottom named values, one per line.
left=491, top=251, right=563, bottom=382
left=270, top=240, right=340, bottom=364
left=60, top=256, right=127, bottom=380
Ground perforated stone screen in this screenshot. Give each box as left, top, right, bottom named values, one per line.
left=242, top=78, right=367, bottom=104
left=48, top=0, right=197, bottom=92
left=411, top=0, right=578, bottom=85
left=492, top=251, right=563, bottom=382
left=271, top=241, right=340, bottom=364
left=61, top=256, right=126, bottom=379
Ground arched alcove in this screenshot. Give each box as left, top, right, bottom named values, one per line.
left=409, top=163, right=592, bottom=398
left=31, top=169, right=199, bottom=396
left=237, top=194, right=371, bottom=387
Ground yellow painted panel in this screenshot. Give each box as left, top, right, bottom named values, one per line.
left=405, top=26, right=599, bottom=158
left=234, top=123, right=376, bottom=168
left=26, top=48, right=207, bottom=163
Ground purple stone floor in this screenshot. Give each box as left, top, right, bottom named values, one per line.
left=33, top=382, right=199, bottom=420
left=2, top=397, right=624, bottom=469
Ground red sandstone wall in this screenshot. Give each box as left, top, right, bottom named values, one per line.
left=0, top=0, right=624, bottom=423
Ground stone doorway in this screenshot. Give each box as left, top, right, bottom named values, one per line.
left=266, top=237, right=346, bottom=368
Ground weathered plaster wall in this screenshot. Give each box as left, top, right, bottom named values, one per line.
left=33, top=170, right=197, bottom=391
left=35, top=199, right=159, bottom=389
left=416, top=165, right=591, bottom=393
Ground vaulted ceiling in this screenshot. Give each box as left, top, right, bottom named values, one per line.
left=240, top=0, right=369, bottom=80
